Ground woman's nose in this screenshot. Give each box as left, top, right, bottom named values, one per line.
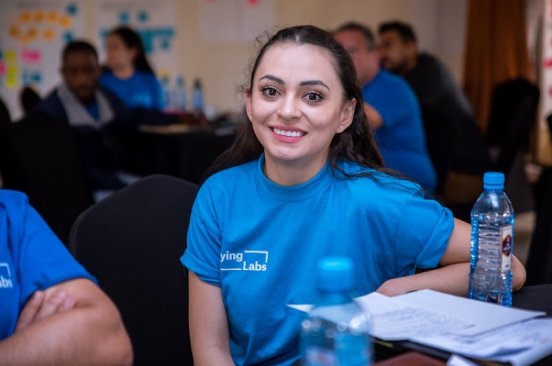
left=278, top=95, right=301, bottom=120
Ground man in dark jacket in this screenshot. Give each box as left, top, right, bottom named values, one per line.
left=28, top=40, right=132, bottom=191
left=378, top=21, right=490, bottom=196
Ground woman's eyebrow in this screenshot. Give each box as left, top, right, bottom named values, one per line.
left=259, top=75, right=330, bottom=91
left=259, top=74, right=284, bottom=84
left=299, top=80, right=330, bottom=90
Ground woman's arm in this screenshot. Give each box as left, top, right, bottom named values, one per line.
left=0, top=278, right=132, bottom=365
left=189, top=271, right=235, bottom=366
left=377, top=218, right=527, bottom=296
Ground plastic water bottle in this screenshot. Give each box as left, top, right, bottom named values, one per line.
left=192, top=78, right=204, bottom=114
left=160, top=76, right=172, bottom=111
left=173, top=76, right=187, bottom=112
left=468, top=172, right=514, bottom=306
left=301, top=256, right=372, bottom=366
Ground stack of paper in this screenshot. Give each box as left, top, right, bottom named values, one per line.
left=290, top=289, right=552, bottom=366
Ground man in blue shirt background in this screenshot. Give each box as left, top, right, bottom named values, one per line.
left=334, top=22, right=436, bottom=192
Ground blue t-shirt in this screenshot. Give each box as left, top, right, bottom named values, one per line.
left=100, top=69, right=164, bottom=110
left=0, top=190, right=95, bottom=340
left=363, top=70, right=436, bottom=192
left=181, top=156, right=453, bottom=365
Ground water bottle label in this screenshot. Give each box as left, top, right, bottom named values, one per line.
left=304, top=347, right=337, bottom=366
left=500, top=225, right=513, bottom=273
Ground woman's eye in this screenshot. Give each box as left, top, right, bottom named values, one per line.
left=305, top=92, right=323, bottom=103
left=261, top=87, right=278, bottom=97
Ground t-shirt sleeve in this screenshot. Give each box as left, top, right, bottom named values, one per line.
left=393, top=189, right=454, bottom=272
left=10, top=193, right=95, bottom=305
left=180, top=183, right=221, bottom=286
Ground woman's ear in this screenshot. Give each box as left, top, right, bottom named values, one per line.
left=129, top=47, right=138, bottom=62
left=337, top=98, right=356, bottom=133
left=245, top=88, right=253, bottom=123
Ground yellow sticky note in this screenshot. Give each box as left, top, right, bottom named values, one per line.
left=43, top=28, right=55, bottom=41
left=34, top=11, right=44, bottom=22
left=20, top=11, right=32, bottom=22
left=6, top=64, right=19, bottom=89
left=59, top=15, right=72, bottom=28
left=9, top=25, right=19, bottom=38
left=5, top=50, right=17, bottom=63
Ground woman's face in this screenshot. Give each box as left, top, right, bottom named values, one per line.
left=105, top=34, right=136, bottom=71
left=245, top=42, right=355, bottom=184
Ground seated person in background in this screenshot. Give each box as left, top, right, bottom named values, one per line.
left=0, top=189, right=132, bottom=364
left=181, top=25, right=526, bottom=366
left=101, top=26, right=164, bottom=111
left=334, top=22, right=436, bottom=193
left=28, top=40, right=171, bottom=193
left=28, top=40, right=129, bottom=191
left=378, top=21, right=490, bottom=195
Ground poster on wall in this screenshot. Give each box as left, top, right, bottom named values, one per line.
left=95, top=0, right=177, bottom=87
left=0, top=0, right=84, bottom=120
left=199, top=0, right=275, bottom=42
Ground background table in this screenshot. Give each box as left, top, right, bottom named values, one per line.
left=125, top=124, right=236, bottom=184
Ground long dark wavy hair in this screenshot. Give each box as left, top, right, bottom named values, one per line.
left=209, top=25, right=385, bottom=178
left=107, top=26, right=155, bottom=75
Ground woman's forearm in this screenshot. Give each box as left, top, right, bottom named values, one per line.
left=377, top=255, right=526, bottom=297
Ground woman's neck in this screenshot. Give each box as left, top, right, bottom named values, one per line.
left=264, top=155, right=326, bottom=186
left=112, top=65, right=135, bottom=79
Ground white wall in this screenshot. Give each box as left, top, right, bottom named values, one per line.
left=1, top=0, right=468, bottom=116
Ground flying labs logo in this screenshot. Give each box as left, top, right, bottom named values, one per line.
left=0, top=263, right=14, bottom=288
left=220, top=250, right=269, bottom=272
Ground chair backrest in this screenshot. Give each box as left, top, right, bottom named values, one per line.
left=8, top=114, right=94, bottom=243
left=0, top=97, right=25, bottom=189
left=19, top=86, right=42, bottom=115
left=487, top=78, right=540, bottom=177
left=69, top=174, right=198, bottom=366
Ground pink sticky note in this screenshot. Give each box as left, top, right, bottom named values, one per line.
left=21, top=49, right=41, bottom=64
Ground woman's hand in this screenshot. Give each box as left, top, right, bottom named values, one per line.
left=376, top=277, right=414, bottom=297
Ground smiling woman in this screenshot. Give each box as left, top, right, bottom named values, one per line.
left=246, top=43, right=356, bottom=185
left=180, top=25, right=526, bottom=366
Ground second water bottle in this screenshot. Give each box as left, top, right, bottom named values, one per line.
left=468, top=172, right=515, bottom=306
left=301, top=256, right=372, bottom=366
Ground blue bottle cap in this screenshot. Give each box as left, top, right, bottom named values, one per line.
left=318, top=256, right=354, bottom=292
left=483, top=172, right=505, bottom=190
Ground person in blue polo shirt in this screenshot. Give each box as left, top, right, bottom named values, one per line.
left=100, top=26, right=164, bottom=111
left=181, top=25, right=526, bottom=366
left=0, top=189, right=132, bottom=364
left=334, top=22, right=436, bottom=193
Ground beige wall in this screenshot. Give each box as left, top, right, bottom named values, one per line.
left=49, top=0, right=469, bottom=114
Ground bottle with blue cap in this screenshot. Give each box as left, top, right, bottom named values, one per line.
left=468, top=172, right=514, bottom=306
left=173, top=75, right=187, bottom=112
left=301, top=256, right=372, bottom=366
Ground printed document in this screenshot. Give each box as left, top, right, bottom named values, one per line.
left=289, top=289, right=551, bottom=366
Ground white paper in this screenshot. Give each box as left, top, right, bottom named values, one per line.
left=418, top=318, right=552, bottom=366
left=288, top=289, right=548, bottom=365
left=396, top=289, right=544, bottom=336
left=447, top=355, right=480, bottom=366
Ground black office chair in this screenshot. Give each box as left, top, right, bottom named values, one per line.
left=0, top=97, right=25, bottom=189
left=487, top=78, right=540, bottom=178
left=8, top=114, right=94, bottom=243
left=19, top=85, right=42, bottom=115
left=69, top=174, right=198, bottom=366
left=526, top=165, right=552, bottom=285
